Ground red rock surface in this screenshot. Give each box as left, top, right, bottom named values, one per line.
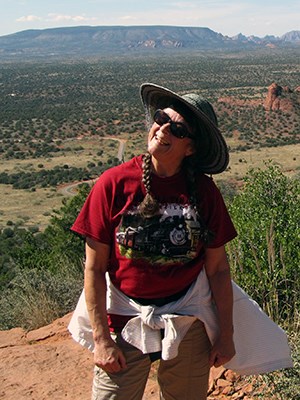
left=0, top=313, right=272, bottom=399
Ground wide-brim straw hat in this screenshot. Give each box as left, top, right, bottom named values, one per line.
left=140, top=83, right=229, bottom=174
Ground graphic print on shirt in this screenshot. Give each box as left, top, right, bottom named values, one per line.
left=116, top=203, right=203, bottom=264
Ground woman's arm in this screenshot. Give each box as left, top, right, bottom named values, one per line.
left=84, top=237, right=127, bottom=372
left=204, top=245, right=236, bottom=368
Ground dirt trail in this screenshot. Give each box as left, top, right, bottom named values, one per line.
left=58, top=137, right=127, bottom=197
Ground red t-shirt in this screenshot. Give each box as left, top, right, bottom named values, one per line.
left=72, top=155, right=237, bottom=328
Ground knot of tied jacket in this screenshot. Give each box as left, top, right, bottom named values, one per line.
left=140, top=305, right=166, bottom=329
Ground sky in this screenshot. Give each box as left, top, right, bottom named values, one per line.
left=0, top=0, right=299, bottom=38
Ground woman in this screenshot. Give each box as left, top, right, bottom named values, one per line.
left=71, top=83, right=238, bottom=399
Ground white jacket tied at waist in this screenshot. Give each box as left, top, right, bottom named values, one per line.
left=68, top=269, right=293, bottom=375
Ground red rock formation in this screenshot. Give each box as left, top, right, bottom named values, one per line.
left=264, top=82, right=295, bottom=111
left=264, top=83, right=282, bottom=110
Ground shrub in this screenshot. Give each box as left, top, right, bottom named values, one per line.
left=227, top=162, right=300, bottom=327
left=0, top=260, right=83, bottom=330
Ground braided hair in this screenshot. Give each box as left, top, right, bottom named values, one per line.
left=182, top=156, right=215, bottom=245
left=138, top=152, right=160, bottom=218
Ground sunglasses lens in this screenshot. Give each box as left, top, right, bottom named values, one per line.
left=154, top=110, right=169, bottom=126
left=153, top=109, right=191, bottom=139
left=170, top=125, right=187, bottom=138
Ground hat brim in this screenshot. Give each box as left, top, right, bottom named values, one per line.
left=140, top=83, right=229, bottom=174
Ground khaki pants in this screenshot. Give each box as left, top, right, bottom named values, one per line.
left=91, top=320, right=211, bottom=400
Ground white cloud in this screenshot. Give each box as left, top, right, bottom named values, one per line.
left=16, top=15, right=41, bottom=22
left=16, top=13, right=98, bottom=25
left=47, top=13, right=97, bottom=23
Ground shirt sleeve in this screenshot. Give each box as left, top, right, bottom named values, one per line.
left=71, top=170, right=114, bottom=244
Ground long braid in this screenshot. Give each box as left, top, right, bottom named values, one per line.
left=138, top=152, right=160, bottom=218
left=183, top=160, right=215, bottom=245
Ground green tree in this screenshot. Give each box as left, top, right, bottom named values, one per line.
left=43, top=183, right=91, bottom=274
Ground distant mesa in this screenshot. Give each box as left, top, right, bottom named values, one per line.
left=0, top=26, right=299, bottom=60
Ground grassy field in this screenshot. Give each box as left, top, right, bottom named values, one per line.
left=0, top=136, right=123, bottom=173
left=0, top=135, right=122, bottom=229
left=221, top=142, right=300, bottom=180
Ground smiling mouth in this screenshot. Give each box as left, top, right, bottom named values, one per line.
left=155, top=134, right=169, bottom=146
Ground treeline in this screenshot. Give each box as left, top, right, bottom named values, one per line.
left=0, top=158, right=119, bottom=190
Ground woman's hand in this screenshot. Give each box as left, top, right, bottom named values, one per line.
left=94, top=337, right=127, bottom=373
left=209, top=333, right=236, bottom=368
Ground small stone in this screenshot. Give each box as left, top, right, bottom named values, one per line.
left=208, top=366, right=226, bottom=392
left=241, top=383, right=253, bottom=394
left=210, top=366, right=226, bottom=381
left=222, top=385, right=234, bottom=395
left=217, top=378, right=232, bottom=387
left=212, top=387, right=221, bottom=395
left=224, top=369, right=239, bottom=382
left=231, top=390, right=244, bottom=399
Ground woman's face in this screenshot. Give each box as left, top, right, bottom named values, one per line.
left=147, top=107, right=195, bottom=175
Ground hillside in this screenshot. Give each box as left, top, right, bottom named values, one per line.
left=0, top=25, right=299, bottom=59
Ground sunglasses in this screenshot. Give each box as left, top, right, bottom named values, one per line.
left=153, top=109, right=194, bottom=139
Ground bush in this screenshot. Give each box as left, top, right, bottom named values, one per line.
left=0, top=259, right=83, bottom=330
left=227, top=162, right=300, bottom=327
